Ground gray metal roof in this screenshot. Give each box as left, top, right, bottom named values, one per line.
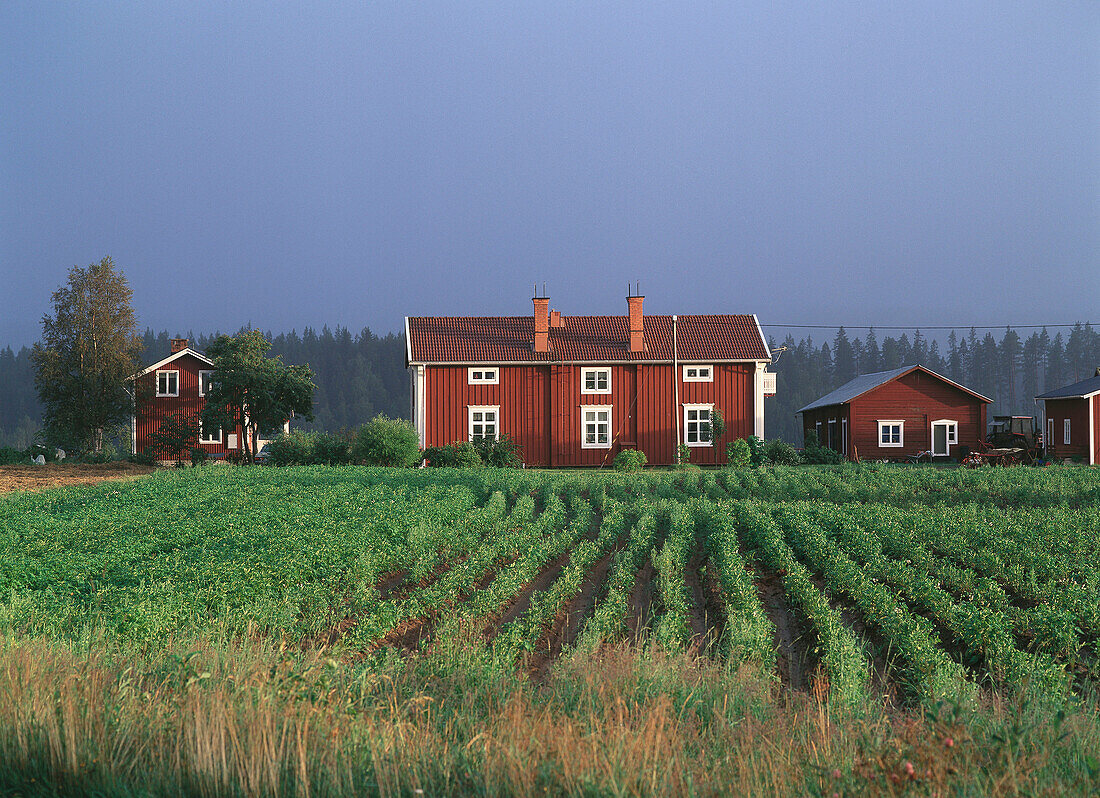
left=796, top=366, right=912, bottom=413
left=796, top=364, right=992, bottom=413
left=1036, top=374, right=1100, bottom=400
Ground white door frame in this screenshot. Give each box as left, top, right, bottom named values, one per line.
left=930, top=419, right=955, bottom=457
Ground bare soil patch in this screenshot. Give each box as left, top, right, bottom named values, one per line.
left=626, top=558, right=657, bottom=642
left=0, top=462, right=154, bottom=495
left=483, top=549, right=574, bottom=641
left=751, top=564, right=817, bottom=692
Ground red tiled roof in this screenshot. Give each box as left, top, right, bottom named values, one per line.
left=407, top=315, right=770, bottom=363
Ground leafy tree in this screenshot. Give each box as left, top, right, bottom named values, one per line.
left=147, top=411, right=200, bottom=466
left=710, top=407, right=726, bottom=449
left=200, top=330, right=316, bottom=463
left=350, top=414, right=420, bottom=467
left=31, top=257, right=143, bottom=452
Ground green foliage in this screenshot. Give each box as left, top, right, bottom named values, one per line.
left=726, top=438, right=752, bottom=467
left=267, top=430, right=317, bottom=466
left=710, top=407, right=726, bottom=448
left=147, top=411, right=201, bottom=466
left=200, top=330, right=316, bottom=463
left=676, top=443, right=691, bottom=466
left=350, top=415, right=421, bottom=467
left=190, top=446, right=208, bottom=466
left=613, top=448, right=648, bottom=471
left=472, top=434, right=522, bottom=468
left=423, top=445, right=455, bottom=468
left=313, top=431, right=352, bottom=465
left=424, top=441, right=483, bottom=468
left=31, top=256, right=143, bottom=454
left=0, top=447, right=26, bottom=465
left=130, top=447, right=155, bottom=466
left=763, top=438, right=802, bottom=465
left=802, top=429, right=844, bottom=465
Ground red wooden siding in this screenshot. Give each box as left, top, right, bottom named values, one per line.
left=803, top=370, right=987, bottom=461
left=134, top=352, right=243, bottom=457
left=1043, top=397, right=1092, bottom=461
left=422, top=361, right=758, bottom=466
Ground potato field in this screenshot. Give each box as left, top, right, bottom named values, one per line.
left=2, top=465, right=1100, bottom=796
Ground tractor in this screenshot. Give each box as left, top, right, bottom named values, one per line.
left=966, top=416, right=1044, bottom=466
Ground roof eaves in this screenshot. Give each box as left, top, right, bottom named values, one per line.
left=129, top=348, right=214, bottom=379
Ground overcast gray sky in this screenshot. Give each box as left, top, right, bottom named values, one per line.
left=2, top=2, right=1097, bottom=348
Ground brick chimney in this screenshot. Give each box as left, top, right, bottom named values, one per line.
left=627, top=294, right=644, bottom=352
left=550, top=309, right=563, bottom=328
left=170, top=338, right=189, bottom=353
left=533, top=294, right=549, bottom=352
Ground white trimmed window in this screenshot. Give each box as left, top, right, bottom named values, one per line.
left=1064, top=418, right=1071, bottom=445
left=199, top=370, right=215, bottom=397
left=684, top=404, right=713, bottom=446
left=581, top=368, right=611, bottom=394
left=581, top=406, right=611, bottom=448
left=877, top=420, right=904, bottom=447
left=468, top=367, right=499, bottom=385
left=156, top=370, right=179, bottom=397
left=683, top=365, right=713, bottom=382
left=198, top=420, right=222, bottom=445
left=469, top=406, right=499, bottom=441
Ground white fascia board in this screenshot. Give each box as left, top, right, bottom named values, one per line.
left=406, top=358, right=770, bottom=367
left=129, top=348, right=214, bottom=379
left=404, top=316, right=412, bottom=366
left=753, top=314, right=772, bottom=360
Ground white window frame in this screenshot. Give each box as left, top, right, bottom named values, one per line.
left=156, top=370, right=179, bottom=397
left=198, top=420, right=222, bottom=445
left=682, top=364, right=714, bottom=382
left=877, top=420, right=904, bottom=447
left=684, top=403, right=714, bottom=447
left=467, top=367, right=499, bottom=385
left=930, top=419, right=957, bottom=455
left=1064, top=418, right=1072, bottom=445
left=841, top=418, right=848, bottom=455
left=468, top=405, right=499, bottom=441
left=581, top=368, right=611, bottom=395
left=1048, top=418, right=1055, bottom=450
left=581, top=405, right=612, bottom=448
left=198, top=370, right=215, bottom=397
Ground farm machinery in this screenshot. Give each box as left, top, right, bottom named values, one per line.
left=963, top=416, right=1044, bottom=466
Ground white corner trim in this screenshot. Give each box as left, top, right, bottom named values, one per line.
left=753, top=362, right=765, bottom=438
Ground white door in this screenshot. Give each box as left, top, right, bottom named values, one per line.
left=931, top=420, right=954, bottom=457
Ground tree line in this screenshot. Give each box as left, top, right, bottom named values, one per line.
left=3, top=316, right=1096, bottom=448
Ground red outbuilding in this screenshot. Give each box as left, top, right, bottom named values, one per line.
left=797, top=365, right=991, bottom=461
left=1036, top=371, right=1100, bottom=465
left=129, top=338, right=247, bottom=461
left=405, top=294, right=773, bottom=466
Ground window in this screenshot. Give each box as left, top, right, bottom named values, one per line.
left=947, top=423, right=957, bottom=444
left=156, top=370, right=179, bottom=397
left=877, top=420, right=904, bottom=447
left=1064, top=418, right=1072, bottom=445
left=198, top=370, right=215, bottom=397
left=469, top=406, right=499, bottom=441
left=581, top=368, right=611, bottom=394
left=684, top=404, right=713, bottom=446
left=468, top=367, right=499, bottom=385
left=198, top=420, right=222, bottom=444
left=827, top=419, right=837, bottom=450
left=581, top=406, right=611, bottom=448
left=683, top=365, right=713, bottom=382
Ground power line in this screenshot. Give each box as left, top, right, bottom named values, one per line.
left=761, top=323, right=1091, bottom=331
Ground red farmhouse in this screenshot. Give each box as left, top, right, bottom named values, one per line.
left=1036, top=371, right=1100, bottom=465
left=405, top=294, right=773, bottom=466
left=797, top=365, right=991, bottom=461
left=129, top=338, right=246, bottom=460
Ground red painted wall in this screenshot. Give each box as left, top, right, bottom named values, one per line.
left=134, top=352, right=243, bottom=457
left=1044, top=397, right=1092, bottom=461
left=423, top=361, right=757, bottom=466
left=803, top=370, right=987, bottom=461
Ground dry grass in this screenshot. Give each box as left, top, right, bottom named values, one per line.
left=0, top=636, right=1098, bottom=797
left=0, top=462, right=154, bottom=495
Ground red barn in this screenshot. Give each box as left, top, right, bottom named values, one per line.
left=129, top=338, right=246, bottom=461
left=405, top=294, right=773, bottom=466
left=1036, top=372, right=1100, bottom=465
left=797, top=365, right=991, bottom=461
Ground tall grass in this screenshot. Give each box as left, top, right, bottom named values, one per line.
left=2, top=633, right=1098, bottom=797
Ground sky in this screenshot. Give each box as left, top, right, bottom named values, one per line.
left=2, top=1, right=1097, bottom=349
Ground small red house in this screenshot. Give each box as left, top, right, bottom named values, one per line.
left=1036, top=372, right=1100, bottom=465
left=405, top=294, right=773, bottom=466
left=129, top=338, right=246, bottom=461
left=797, top=365, right=991, bottom=461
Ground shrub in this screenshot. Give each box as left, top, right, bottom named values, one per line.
left=0, top=447, right=24, bottom=465
left=472, top=435, right=522, bottom=468
left=267, top=430, right=317, bottom=466
left=351, top=415, right=421, bottom=467
left=130, top=447, right=155, bottom=466
left=451, top=441, right=483, bottom=468
left=190, top=446, right=208, bottom=466
left=802, top=430, right=844, bottom=465
left=726, top=438, right=752, bottom=467
left=763, top=438, right=802, bottom=465
left=423, top=445, right=455, bottom=467
left=614, top=448, right=647, bottom=471
left=676, top=443, right=692, bottom=466
left=746, top=435, right=765, bottom=465
left=313, top=431, right=352, bottom=465
left=711, top=408, right=726, bottom=448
